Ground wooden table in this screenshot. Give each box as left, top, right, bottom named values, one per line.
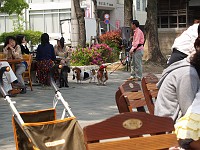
left=0, top=59, right=25, bottom=72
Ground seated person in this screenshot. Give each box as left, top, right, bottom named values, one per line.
left=156, top=31, right=200, bottom=150
left=16, top=34, right=30, bottom=55
left=0, top=61, right=21, bottom=97
left=3, top=36, right=27, bottom=94
left=154, top=29, right=200, bottom=121
left=36, top=33, right=56, bottom=87
left=54, top=37, right=72, bottom=87
left=54, top=37, right=72, bottom=66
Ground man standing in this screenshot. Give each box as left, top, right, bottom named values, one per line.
left=128, top=20, right=144, bottom=81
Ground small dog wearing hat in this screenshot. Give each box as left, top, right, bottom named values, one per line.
left=97, top=64, right=108, bottom=85
left=72, top=67, right=96, bottom=83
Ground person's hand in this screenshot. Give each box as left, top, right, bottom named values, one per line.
left=129, top=49, right=133, bottom=55
left=7, top=44, right=14, bottom=50
left=22, top=41, right=27, bottom=46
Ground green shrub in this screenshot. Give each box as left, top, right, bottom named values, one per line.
left=71, top=43, right=115, bottom=66
left=99, top=30, right=122, bottom=52
left=71, top=30, right=123, bottom=66
left=71, top=47, right=94, bottom=66
left=0, top=30, right=42, bottom=45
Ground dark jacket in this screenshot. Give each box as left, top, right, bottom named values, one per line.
left=36, top=44, right=56, bottom=61
left=20, top=45, right=30, bottom=55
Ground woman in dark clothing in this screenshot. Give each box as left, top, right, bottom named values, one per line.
left=36, top=33, right=56, bottom=87
left=16, top=34, right=30, bottom=55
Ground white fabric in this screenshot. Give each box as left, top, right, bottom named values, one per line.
left=0, top=61, right=17, bottom=92
left=171, top=23, right=199, bottom=55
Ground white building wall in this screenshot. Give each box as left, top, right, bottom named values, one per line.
left=135, top=11, right=147, bottom=25
left=111, top=3, right=124, bottom=30
left=133, top=0, right=147, bottom=25
left=0, top=0, right=147, bottom=47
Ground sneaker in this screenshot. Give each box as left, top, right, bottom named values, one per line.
left=127, top=76, right=134, bottom=80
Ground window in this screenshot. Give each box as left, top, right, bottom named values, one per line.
left=136, top=0, right=140, bottom=11
left=142, top=0, right=146, bottom=11
left=29, top=9, right=70, bottom=33
left=117, top=0, right=124, bottom=4
left=29, top=13, right=44, bottom=32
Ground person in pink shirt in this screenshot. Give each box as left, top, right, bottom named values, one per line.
left=128, top=20, right=144, bottom=81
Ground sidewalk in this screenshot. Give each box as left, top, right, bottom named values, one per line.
left=0, top=69, right=161, bottom=149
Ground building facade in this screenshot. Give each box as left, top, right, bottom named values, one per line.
left=0, top=0, right=147, bottom=46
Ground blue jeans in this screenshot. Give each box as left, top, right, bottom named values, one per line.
left=131, top=49, right=144, bottom=79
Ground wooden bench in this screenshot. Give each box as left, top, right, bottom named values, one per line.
left=141, top=73, right=159, bottom=115
left=115, top=80, right=146, bottom=113
left=83, top=112, right=178, bottom=150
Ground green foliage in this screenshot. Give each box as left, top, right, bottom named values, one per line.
left=99, top=29, right=122, bottom=53
left=0, top=0, right=29, bottom=32
left=0, top=0, right=29, bottom=15
left=71, top=30, right=123, bottom=66
left=0, top=30, right=42, bottom=45
left=9, top=15, right=27, bottom=32
left=71, top=48, right=94, bottom=66
left=71, top=44, right=115, bottom=66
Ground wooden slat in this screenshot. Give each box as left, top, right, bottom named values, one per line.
left=146, top=83, right=158, bottom=90
left=84, top=112, right=178, bottom=150
left=125, top=91, right=144, bottom=100
left=129, top=100, right=147, bottom=108
left=84, top=112, right=174, bottom=142
left=87, top=134, right=178, bottom=150
left=116, top=81, right=146, bottom=113
left=141, top=73, right=159, bottom=115
left=150, top=90, right=158, bottom=98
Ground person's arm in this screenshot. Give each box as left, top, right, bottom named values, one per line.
left=54, top=45, right=58, bottom=56
left=12, top=45, right=22, bottom=59
left=177, top=73, right=199, bottom=115
left=3, top=45, right=9, bottom=55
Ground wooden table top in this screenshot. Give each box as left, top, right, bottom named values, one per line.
left=0, top=59, right=25, bottom=63
left=0, top=59, right=26, bottom=72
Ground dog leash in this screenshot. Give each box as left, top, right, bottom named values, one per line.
left=109, top=56, right=128, bottom=75
left=109, top=62, right=122, bottom=75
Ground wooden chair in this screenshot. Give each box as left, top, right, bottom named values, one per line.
left=83, top=112, right=179, bottom=150
left=0, top=52, right=6, bottom=59
left=115, top=80, right=146, bottom=113
left=141, top=73, right=159, bottom=115
left=22, top=54, right=33, bottom=91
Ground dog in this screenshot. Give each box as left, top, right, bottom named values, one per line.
left=59, top=66, right=70, bottom=88
left=72, top=67, right=96, bottom=83
left=97, top=64, right=108, bottom=85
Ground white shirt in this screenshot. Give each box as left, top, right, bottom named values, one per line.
left=171, top=23, right=199, bottom=55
